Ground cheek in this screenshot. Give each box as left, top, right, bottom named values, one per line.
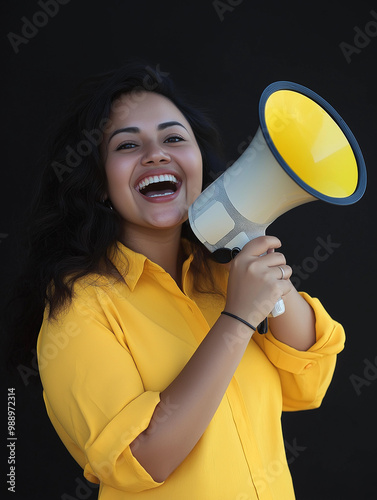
left=183, top=146, right=203, bottom=177
left=187, top=150, right=204, bottom=200
left=105, top=159, right=133, bottom=197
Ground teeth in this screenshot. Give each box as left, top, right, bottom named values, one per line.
left=149, top=192, right=174, bottom=198
left=136, top=174, right=178, bottom=192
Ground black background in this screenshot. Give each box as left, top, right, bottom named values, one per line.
left=2, top=1, right=377, bottom=499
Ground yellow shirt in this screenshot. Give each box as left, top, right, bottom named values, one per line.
left=37, top=240, right=345, bottom=500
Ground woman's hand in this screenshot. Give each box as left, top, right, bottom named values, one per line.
left=224, top=235, right=293, bottom=328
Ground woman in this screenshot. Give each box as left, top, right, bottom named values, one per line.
left=17, top=62, right=345, bottom=499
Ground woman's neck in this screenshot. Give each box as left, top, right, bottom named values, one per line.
left=120, top=225, right=184, bottom=286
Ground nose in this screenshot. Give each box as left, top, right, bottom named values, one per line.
left=141, top=142, right=171, bottom=166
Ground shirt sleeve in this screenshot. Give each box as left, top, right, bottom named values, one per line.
left=37, top=280, right=163, bottom=493
left=252, top=292, right=346, bottom=411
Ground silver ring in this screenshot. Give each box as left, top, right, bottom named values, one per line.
left=278, top=266, right=285, bottom=280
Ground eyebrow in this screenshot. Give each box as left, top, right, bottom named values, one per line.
left=107, top=121, right=188, bottom=144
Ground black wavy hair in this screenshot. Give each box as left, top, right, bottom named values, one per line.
left=4, top=60, right=225, bottom=377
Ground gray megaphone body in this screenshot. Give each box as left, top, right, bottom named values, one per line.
left=188, top=81, right=367, bottom=318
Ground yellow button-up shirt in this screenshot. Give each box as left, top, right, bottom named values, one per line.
left=37, top=240, right=345, bottom=499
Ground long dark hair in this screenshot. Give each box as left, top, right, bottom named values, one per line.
left=4, top=60, right=225, bottom=377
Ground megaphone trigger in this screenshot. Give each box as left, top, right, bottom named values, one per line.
left=231, top=247, right=241, bottom=259
left=211, top=247, right=242, bottom=263
left=211, top=248, right=233, bottom=263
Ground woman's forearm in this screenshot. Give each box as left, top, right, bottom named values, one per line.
left=130, top=313, right=254, bottom=482
left=268, top=287, right=316, bottom=351
left=129, top=236, right=296, bottom=482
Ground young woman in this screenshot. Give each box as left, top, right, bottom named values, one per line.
left=13, top=62, right=345, bottom=499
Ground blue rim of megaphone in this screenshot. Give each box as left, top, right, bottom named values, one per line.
left=258, top=81, right=367, bottom=205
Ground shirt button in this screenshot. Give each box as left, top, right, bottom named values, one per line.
left=304, top=363, right=313, bottom=370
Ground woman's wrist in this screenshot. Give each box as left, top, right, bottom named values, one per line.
left=221, top=311, right=256, bottom=331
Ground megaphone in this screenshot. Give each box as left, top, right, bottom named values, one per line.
left=188, top=81, right=367, bottom=319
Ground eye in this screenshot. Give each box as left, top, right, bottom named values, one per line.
left=116, top=141, right=138, bottom=151
left=164, top=135, right=185, bottom=143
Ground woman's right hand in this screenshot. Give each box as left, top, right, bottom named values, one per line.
left=224, top=235, right=293, bottom=328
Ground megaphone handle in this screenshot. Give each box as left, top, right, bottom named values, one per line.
left=269, top=298, right=285, bottom=317
left=257, top=299, right=285, bottom=335
left=228, top=247, right=285, bottom=331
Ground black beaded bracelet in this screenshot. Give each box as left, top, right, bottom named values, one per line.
left=220, top=311, right=256, bottom=331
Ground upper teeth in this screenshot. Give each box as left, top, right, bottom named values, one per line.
left=136, top=174, right=178, bottom=191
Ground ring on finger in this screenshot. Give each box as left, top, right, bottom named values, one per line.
left=278, top=266, right=285, bottom=280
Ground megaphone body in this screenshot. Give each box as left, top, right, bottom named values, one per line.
left=188, top=81, right=366, bottom=317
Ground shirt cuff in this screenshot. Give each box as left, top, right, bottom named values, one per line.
left=84, top=391, right=164, bottom=492
left=261, top=292, right=345, bottom=375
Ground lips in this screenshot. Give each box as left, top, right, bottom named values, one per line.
left=135, top=173, right=181, bottom=199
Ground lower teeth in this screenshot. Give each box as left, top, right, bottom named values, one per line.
left=147, top=191, right=175, bottom=198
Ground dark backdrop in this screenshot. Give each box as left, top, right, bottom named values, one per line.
left=2, top=1, right=377, bottom=499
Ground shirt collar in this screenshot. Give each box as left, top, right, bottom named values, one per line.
left=109, top=239, right=195, bottom=292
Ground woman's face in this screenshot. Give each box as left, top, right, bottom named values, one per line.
left=102, top=91, right=203, bottom=239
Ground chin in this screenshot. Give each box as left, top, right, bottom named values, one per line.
left=149, top=212, right=187, bottom=229
left=150, top=218, right=185, bottom=230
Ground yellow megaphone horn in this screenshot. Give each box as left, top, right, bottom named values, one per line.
left=189, top=81, right=367, bottom=318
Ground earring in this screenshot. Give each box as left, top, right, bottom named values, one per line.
left=101, top=199, right=114, bottom=211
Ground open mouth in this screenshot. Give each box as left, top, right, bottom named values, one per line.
left=135, top=174, right=180, bottom=198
